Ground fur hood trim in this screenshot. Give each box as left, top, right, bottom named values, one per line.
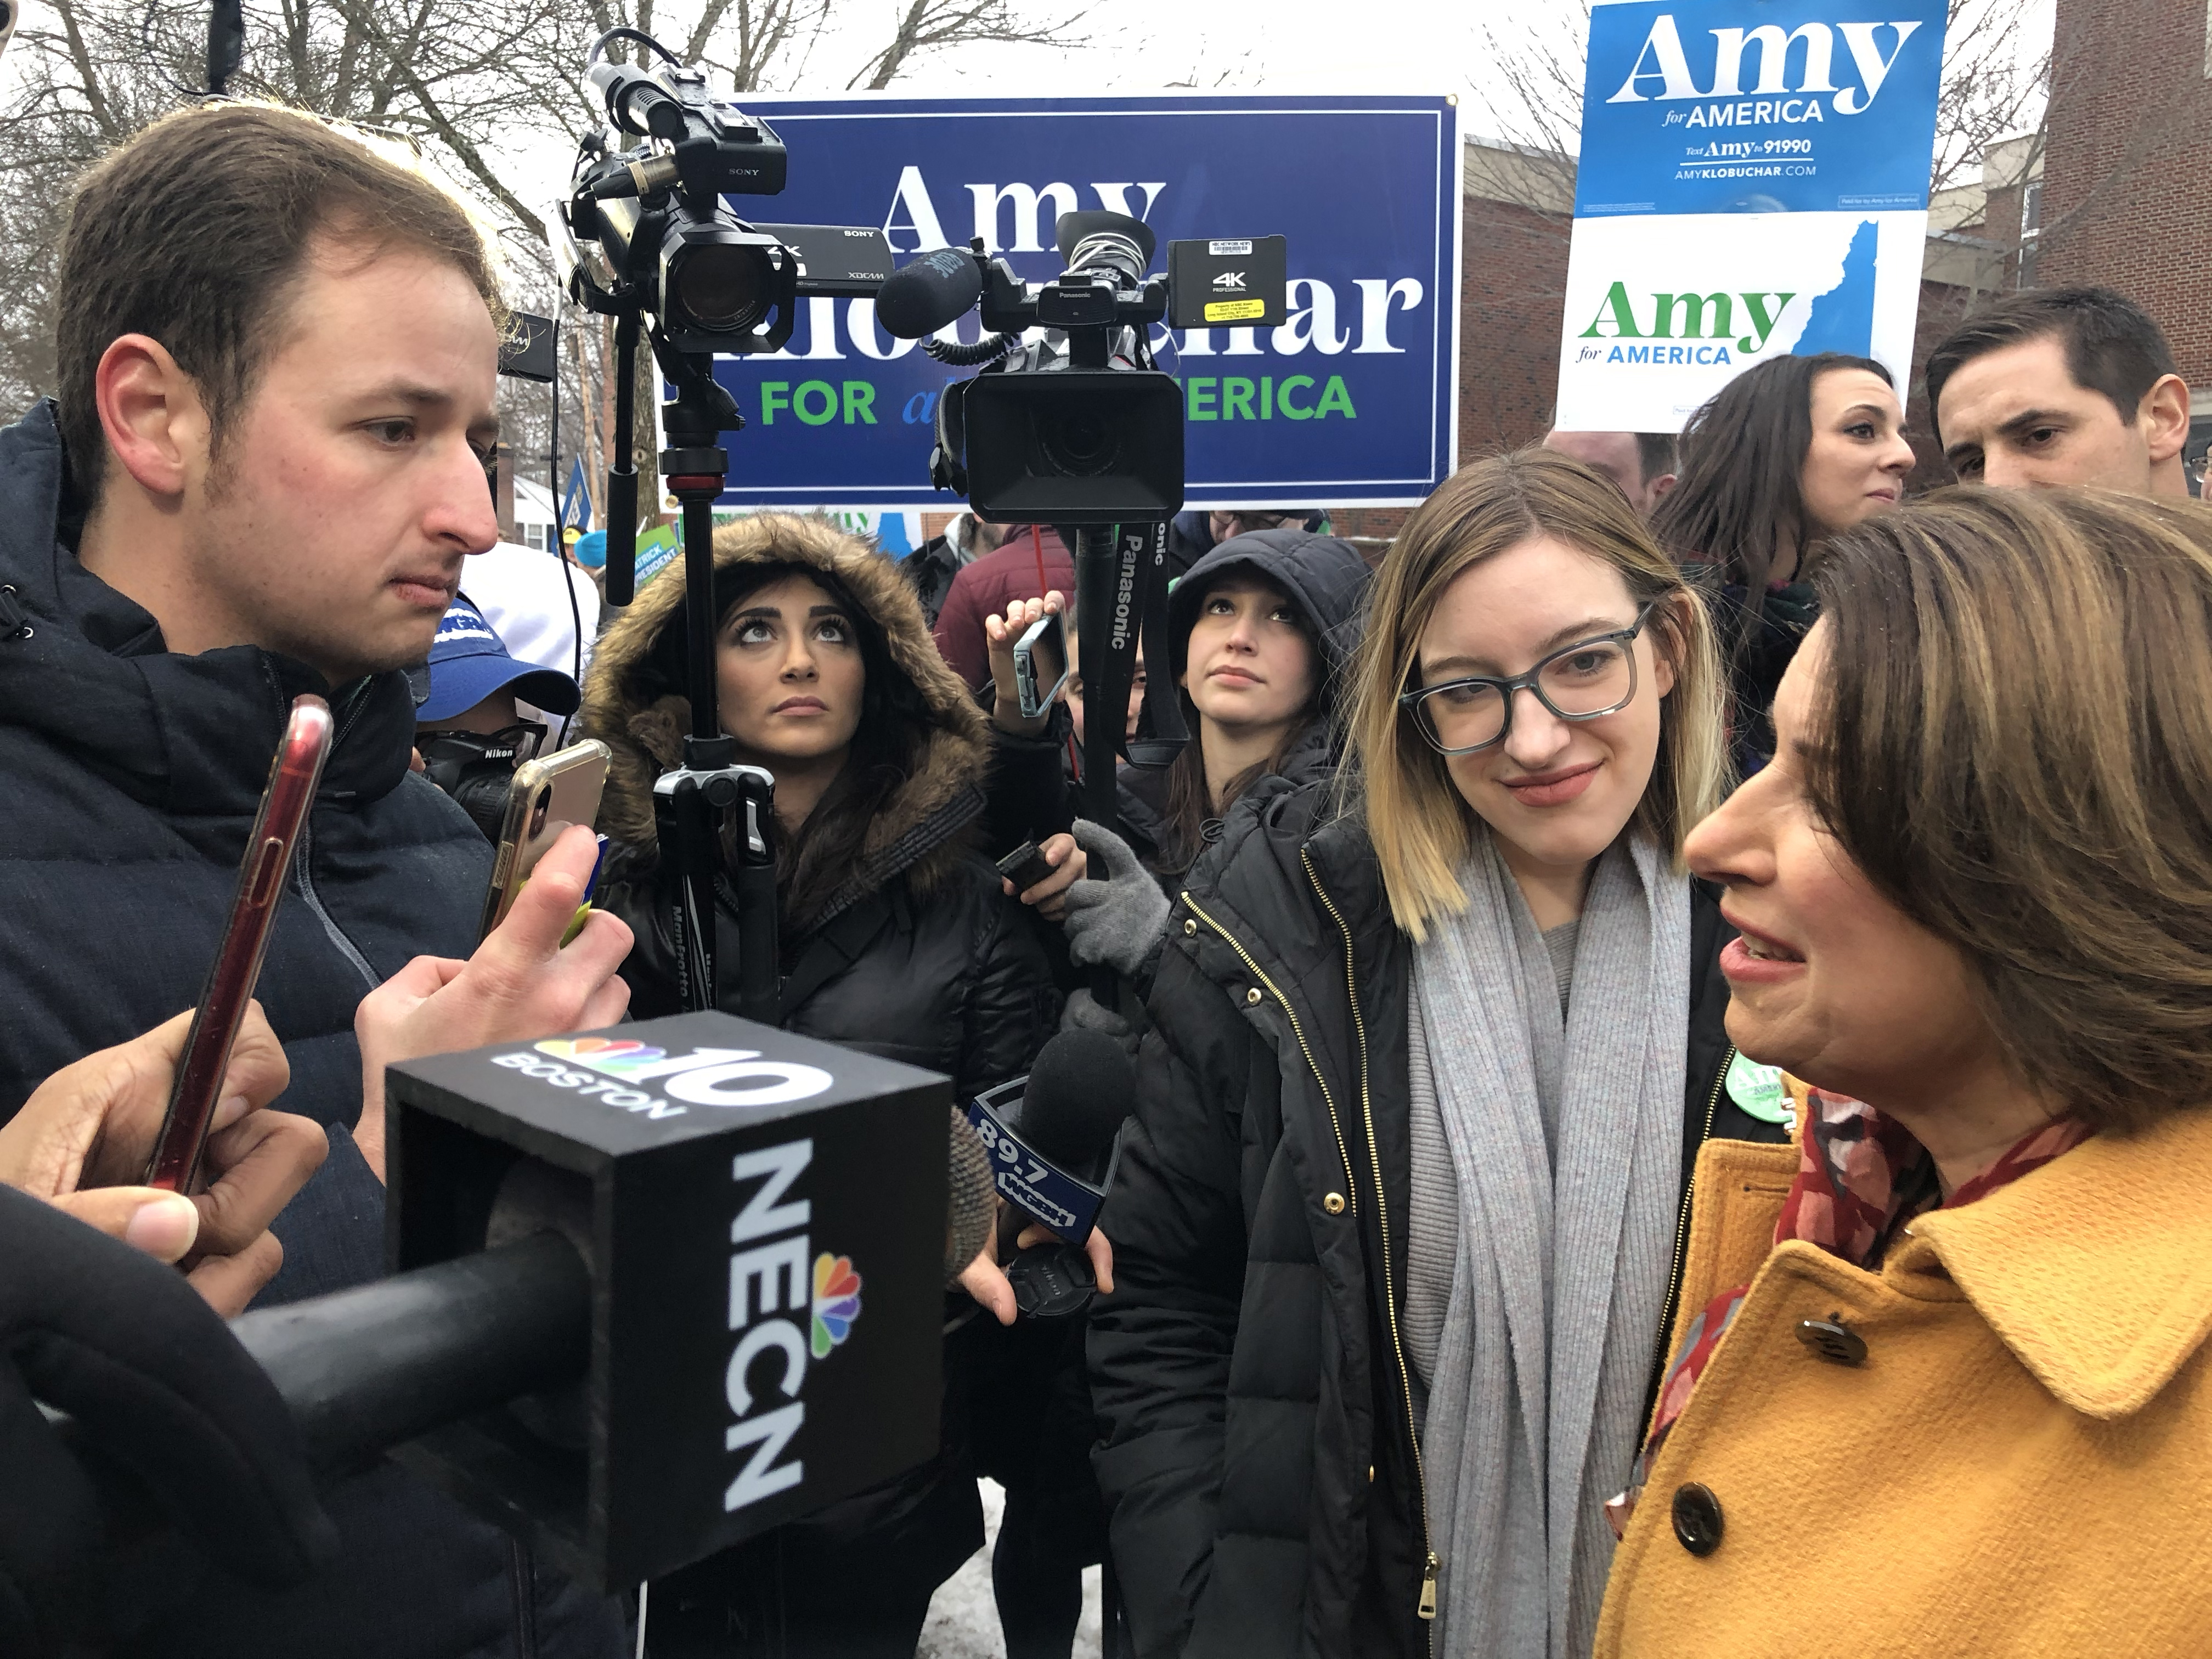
left=581, top=514, right=991, bottom=901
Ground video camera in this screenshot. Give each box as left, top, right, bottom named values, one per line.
left=552, top=32, right=893, bottom=363
left=545, top=29, right=907, bottom=1018
left=877, top=213, right=1288, bottom=523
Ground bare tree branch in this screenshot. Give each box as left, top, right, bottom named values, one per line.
left=851, top=0, right=1086, bottom=91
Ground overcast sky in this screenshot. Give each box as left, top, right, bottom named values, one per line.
left=502, top=0, right=2053, bottom=218
left=3, top=0, right=2055, bottom=238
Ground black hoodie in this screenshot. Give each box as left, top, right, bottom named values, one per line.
left=0, top=401, right=622, bottom=1658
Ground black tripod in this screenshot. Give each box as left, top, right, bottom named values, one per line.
left=605, top=313, right=779, bottom=1020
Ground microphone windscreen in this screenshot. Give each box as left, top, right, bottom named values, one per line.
left=875, top=249, right=983, bottom=339
left=1018, top=1030, right=1135, bottom=1172
left=945, top=1107, right=997, bottom=1285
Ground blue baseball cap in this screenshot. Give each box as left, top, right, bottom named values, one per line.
left=419, top=596, right=581, bottom=723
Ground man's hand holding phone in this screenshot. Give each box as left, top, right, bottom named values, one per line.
left=0, top=1003, right=328, bottom=1316
left=353, top=824, right=634, bottom=1182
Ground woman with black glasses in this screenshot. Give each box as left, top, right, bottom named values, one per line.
left=1088, top=448, right=1791, bottom=1659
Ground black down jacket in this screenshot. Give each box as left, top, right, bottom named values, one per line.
left=586, top=512, right=1060, bottom=1104
left=1087, top=781, right=1786, bottom=1659
left=0, top=401, right=623, bottom=1658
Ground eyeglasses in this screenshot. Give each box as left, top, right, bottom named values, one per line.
left=1398, top=605, right=1654, bottom=755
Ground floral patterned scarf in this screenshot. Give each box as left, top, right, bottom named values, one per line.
left=1605, top=1088, right=2090, bottom=1537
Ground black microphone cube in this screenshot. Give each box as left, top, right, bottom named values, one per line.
left=382, top=1011, right=949, bottom=1588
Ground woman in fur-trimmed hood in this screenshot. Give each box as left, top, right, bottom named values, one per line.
left=591, top=514, right=995, bottom=938
left=584, top=514, right=1059, bottom=1649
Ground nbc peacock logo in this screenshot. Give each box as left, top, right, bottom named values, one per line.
left=535, top=1036, right=666, bottom=1075
left=810, top=1253, right=862, bottom=1359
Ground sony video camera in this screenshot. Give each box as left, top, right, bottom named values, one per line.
left=880, top=212, right=1288, bottom=523
left=550, top=33, right=894, bottom=358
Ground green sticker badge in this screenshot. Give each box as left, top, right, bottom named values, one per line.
left=1724, top=1051, right=1792, bottom=1126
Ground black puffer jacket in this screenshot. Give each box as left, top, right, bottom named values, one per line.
left=1088, top=782, right=1785, bottom=1659
left=1718, top=578, right=1818, bottom=775
left=0, top=400, right=622, bottom=1658
left=587, top=513, right=1059, bottom=1103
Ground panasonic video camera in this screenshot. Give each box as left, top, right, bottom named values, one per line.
left=918, top=214, right=1289, bottom=523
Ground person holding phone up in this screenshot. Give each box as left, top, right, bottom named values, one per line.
left=982, top=529, right=1373, bottom=1033
left=0, top=104, right=639, bottom=1657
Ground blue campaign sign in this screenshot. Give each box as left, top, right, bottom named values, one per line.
left=560, top=456, right=593, bottom=531
left=702, top=94, right=1460, bottom=510
left=1575, top=0, right=1945, bottom=217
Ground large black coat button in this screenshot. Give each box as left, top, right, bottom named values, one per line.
left=1671, top=1483, right=1724, bottom=1556
left=1796, top=1316, right=1867, bottom=1365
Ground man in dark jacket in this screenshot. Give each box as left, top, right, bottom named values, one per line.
left=898, top=508, right=1007, bottom=628
left=0, top=103, right=627, bottom=1656
left=1163, top=507, right=1328, bottom=582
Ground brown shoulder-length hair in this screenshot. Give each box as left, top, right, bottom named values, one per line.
left=1807, top=487, right=2212, bottom=1136
left=58, top=102, right=505, bottom=501
left=1346, top=448, right=1728, bottom=940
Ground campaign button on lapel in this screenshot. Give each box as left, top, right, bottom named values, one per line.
left=1724, top=1050, right=1792, bottom=1125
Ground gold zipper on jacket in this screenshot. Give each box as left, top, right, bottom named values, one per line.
left=1300, top=851, right=1437, bottom=1640
left=1646, top=1046, right=1732, bottom=1392
left=1180, top=892, right=1359, bottom=1217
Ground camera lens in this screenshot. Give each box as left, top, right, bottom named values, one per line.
left=673, top=245, right=770, bottom=332
left=1036, top=409, right=1120, bottom=477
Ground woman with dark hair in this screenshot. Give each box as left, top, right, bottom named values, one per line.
left=1650, top=352, right=1914, bottom=771
left=1121, top=528, right=1369, bottom=878
left=1598, top=486, right=2212, bottom=1655
left=584, top=512, right=1060, bottom=1657
left=981, top=531, right=1371, bottom=995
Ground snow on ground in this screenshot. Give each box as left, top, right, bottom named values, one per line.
left=918, top=1480, right=1104, bottom=1659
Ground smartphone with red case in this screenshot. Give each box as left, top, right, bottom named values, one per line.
left=144, top=694, right=334, bottom=1194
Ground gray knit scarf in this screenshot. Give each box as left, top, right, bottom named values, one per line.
left=1407, top=833, right=1688, bottom=1659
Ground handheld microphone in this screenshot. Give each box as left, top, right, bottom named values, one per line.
left=874, top=247, right=984, bottom=340
left=966, top=1030, right=1134, bottom=1317
left=47, top=1013, right=1005, bottom=1604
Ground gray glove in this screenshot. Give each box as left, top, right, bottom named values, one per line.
left=1061, top=818, right=1172, bottom=978
left=1061, top=986, right=1139, bottom=1057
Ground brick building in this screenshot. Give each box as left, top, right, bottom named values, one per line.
left=2035, top=0, right=2212, bottom=475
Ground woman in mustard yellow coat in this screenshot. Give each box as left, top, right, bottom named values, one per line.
left=1595, top=485, right=2212, bottom=1658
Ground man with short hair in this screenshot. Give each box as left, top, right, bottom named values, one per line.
left=1926, top=286, right=2194, bottom=495
left=0, top=102, right=626, bottom=1654
left=1540, top=429, right=1678, bottom=516
left=901, top=507, right=1009, bottom=628
left=1164, top=505, right=1325, bottom=580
